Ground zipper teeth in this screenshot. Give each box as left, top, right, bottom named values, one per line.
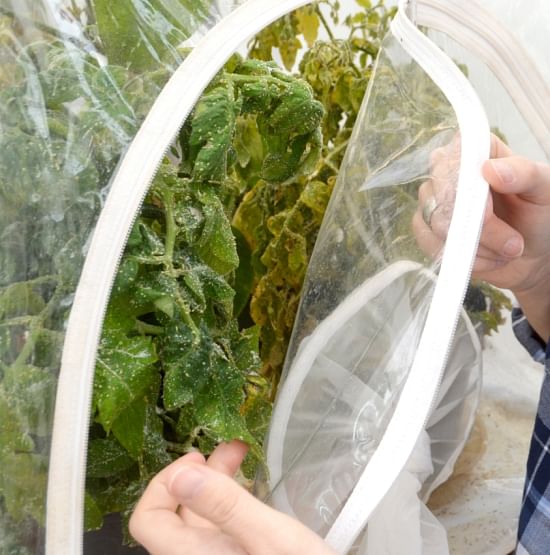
left=324, top=2, right=490, bottom=552
left=395, top=3, right=489, bottom=454
left=418, top=0, right=550, bottom=159
left=45, top=1, right=314, bottom=553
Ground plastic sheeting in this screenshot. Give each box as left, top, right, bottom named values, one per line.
left=0, top=1, right=242, bottom=553
left=264, top=24, right=488, bottom=553
left=2, top=0, right=550, bottom=554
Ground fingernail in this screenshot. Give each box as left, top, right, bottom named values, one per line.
left=502, top=236, right=524, bottom=258
left=169, top=466, right=206, bottom=500
left=490, top=160, right=515, bottom=185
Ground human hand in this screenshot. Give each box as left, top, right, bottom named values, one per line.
left=129, top=440, right=337, bottom=555
left=414, top=134, right=550, bottom=341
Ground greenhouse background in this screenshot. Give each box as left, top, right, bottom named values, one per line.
left=0, top=0, right=549, bottom=554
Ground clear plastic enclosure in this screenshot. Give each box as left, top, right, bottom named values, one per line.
left=2, top=0, right=550, bottom=554
left=265, top=31, right=483, bottom=551
left=0, top=1, right=242, bottom=552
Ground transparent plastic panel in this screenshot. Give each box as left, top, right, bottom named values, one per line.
left=481, top=0, right=550, bottom=84
left=427, top=28, right=548, bottom=163
left=0, top=1, right=242, bottom=552
left=264, top=31, right=482, bottom=542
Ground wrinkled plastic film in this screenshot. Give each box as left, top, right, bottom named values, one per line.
left=265, top=31, right=482, bottom=550
left=0, top=1, right=241, bottom=553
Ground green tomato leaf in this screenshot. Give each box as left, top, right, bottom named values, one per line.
left=0, top=452, right=48, bottom=524
left=196, top=193, right=239, bottom=275
left=84, top=492, right=104, bottom=531
left=267, top=82, right=324, bottom=136
left=3, top=365, right=56, bottom=438
left=111, top=397, right=148, bottom=460
left=190, top=80, right=238, bottom=183
left=141, top=405, right=173, bottom=476
left=0, top=283, right=46, bottom=320
left=231, top=227, right=255, bottom=318
left=92, top=0, right=206, bottom=72
left=94, top=331, right=157, bottom=432
left=232, top=326, right=262, bottom=375
left=0, top=388, right=34, bottom=457
left=87, top=437, right=136, bottom=479
left=195, top=264, right=236, bottom=322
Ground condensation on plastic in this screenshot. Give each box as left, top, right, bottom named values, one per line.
left=0, top=1, right=241, bottom=553
left=264, top=31, right=482, bottom=553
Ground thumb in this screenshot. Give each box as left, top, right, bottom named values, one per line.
left=169, top=463, right=337, bottom=555
left=483, top=157, right=550, bottom=205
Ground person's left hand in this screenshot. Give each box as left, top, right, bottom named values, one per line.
left=129, top=440, right=338, bottom=555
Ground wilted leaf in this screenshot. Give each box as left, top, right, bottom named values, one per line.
left=296, top=8, right=320, bottom=47
left=190, top=80, right=238, bottom=182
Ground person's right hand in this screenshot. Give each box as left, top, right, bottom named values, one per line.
left=476, top=135, right=550, bottom=341
left=472, top=136, right=550, bottom=289
left=414, top=134, right=550, bottom=342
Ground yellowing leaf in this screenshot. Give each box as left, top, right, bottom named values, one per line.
left=279, top=37, right=302, bottom=71
left=296, top=9, right=320, bottom=47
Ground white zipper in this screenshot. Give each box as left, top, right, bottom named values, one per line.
left=417, top=0, right=550, bottom=159
left=45, top=1, right=314, bottom=553
left=323, top=2, right=490, bottom=552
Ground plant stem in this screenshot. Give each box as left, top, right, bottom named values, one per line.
left=163, top=189, right=177, bottom=267
left=166, top=441, right=189, bottom=455
left=135, top=321, right=164, bottom=336
left=310, top=138, right=349, bottom=180
left=315, top=4, right=336, bottom=43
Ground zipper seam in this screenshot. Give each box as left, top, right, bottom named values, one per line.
left=324, top=2, right=490, bottom=552
left=45, top=1, right=314, bottom=553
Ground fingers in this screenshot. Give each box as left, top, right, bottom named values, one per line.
left=477, top=210, right=524, bottom=258
left=129, top=452, right=248, bottom=555
left=182, top=440, right=248, bottom=529
left=482, top=156, right=550, bottom=205
left=168, top=462, right=337, bottom=555
left=130, top=442, right=336, bottom=555
left=413, top=192, right=523, bottom=269
left=411, top=210, right=443, bottom=261
left=489, top=133, right=513, bottom=159
left=206, top=440, right=249, bottom=476
left=133, top=451, right=206, bottom=515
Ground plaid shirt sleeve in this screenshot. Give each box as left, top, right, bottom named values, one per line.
left=512, top=308, right=550, bottom=555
